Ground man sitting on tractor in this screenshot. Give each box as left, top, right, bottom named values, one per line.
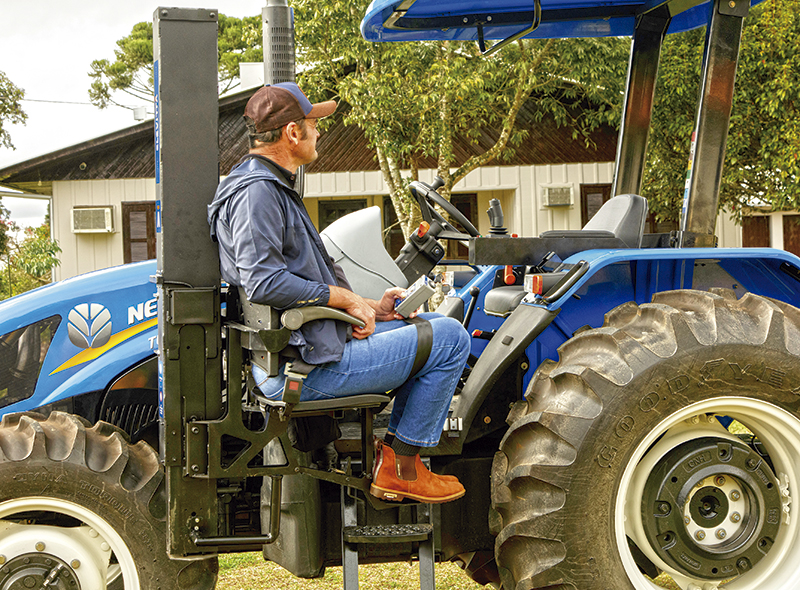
left=207, top=82, right=470, bottom=504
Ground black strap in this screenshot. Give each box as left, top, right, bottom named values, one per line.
left=405, top=316, right=433, bottom=380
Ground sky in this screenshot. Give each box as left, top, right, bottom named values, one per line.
left=0, top=0, right=267, bottom=228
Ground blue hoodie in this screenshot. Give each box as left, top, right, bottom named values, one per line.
left=207, top=156, right=347, bottom=365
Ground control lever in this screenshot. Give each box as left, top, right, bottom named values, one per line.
left=487, top=198, right=508, bottom=236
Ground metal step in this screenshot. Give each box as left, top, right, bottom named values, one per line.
left=343, top=523, right=433, bottom=544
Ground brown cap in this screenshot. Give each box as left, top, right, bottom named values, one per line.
left=244, top=82, right=336, bottom=133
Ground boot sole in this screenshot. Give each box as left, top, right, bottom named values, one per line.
left=369, top=483, right=466, bottom=504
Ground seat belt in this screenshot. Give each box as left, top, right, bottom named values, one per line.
left=405, top=316, right=433, bottom=380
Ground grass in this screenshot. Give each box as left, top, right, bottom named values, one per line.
left=216, top=554, right=484, bottom=590
left=217, top=553, right=683, bottom=589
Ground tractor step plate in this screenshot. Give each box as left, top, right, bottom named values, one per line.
left=343, top=523, right=433, bottom=544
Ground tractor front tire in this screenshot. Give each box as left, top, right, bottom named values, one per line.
left=491, top=289, right=800, bottom=589
left=0, top=412, right=218, bottom=589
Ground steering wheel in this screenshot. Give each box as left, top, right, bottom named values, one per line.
left=409, top=177, right=480, bottom=238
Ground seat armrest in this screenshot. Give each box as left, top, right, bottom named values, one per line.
left=281, top=307, right=366, bottom=331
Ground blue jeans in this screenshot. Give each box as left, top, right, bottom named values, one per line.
left=252, top=313, right=470, bottom=448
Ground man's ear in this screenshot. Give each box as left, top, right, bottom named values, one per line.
left=285, top=121, right=301, bottom=146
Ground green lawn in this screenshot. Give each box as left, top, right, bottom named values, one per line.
left=216, top=553, right=681, bottom=589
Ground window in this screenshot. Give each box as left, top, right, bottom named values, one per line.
left=580, top=184, right=611, bottom=226
left=783, top=215, right=800, bottom=257
left=743, top=216, right=770, bottom=247
left=122, top=202, right=156, bottom=263
left=318, top=199, right=367, bottom=231
left=0, top=316, right=61, bottom=409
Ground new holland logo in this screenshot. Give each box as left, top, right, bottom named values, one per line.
left=68, top=303, right=113, bottom=349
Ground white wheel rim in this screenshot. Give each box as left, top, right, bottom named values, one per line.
left=0, top=496, right=139, bottom=589
left=616, top=397, right=800, bottom=590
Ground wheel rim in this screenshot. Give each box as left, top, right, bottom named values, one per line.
left=0, top=497, right=139, bottom=589
left=617, top=397, right=800, bottom=590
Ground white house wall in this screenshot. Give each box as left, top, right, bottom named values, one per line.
left=52, top=179, right=156, bottom=281
left=52, top=164, right=748, bottom=281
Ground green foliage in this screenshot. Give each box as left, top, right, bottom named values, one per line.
left=643, top=0, right=800, bottom=222
left=0, top=70, right=27, bottom=150
left=0, top=205, right=61, bottom=301
left=88, top=15, right=263, bottom=109
left=292, top=0, right=629, bottom=235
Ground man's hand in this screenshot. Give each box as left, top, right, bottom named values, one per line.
left=374, top=286, right=415, bottom=321
left=328, top=286, right=376, bottom=339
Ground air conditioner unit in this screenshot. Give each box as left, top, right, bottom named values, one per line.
left=542, top=185, right=573, bottom=207
left=71, top=206, right=114, bottom=233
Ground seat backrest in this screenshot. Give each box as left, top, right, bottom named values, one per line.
left=583, top=194, right=649, bottom=248
left=321, top=206, right=408, bottom=300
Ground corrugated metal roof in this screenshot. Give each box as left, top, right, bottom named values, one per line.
left=0, top=87, right=616, bottom=193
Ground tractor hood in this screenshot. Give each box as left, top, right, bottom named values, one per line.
left=361, top=0, right=764, bottom=41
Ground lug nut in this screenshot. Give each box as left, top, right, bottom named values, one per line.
left=684, top=516, right=691, bottom=525
left=0, top=555, right=5, bottom=565
left=695, top=530, right=706, bottom=541
left=35, top=542, right=45, bottom=552
left=731, top=512, right=742, bottom=523
left=730, top=490, right=741, bottom=501
left=716, top=528, right=727, bottom=540
left=714, top=475, right=726, bottom=487
left=71, top=560, right=80, bottom=569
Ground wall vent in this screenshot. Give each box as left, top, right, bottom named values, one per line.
left=71, top=206, right=114, bottom=233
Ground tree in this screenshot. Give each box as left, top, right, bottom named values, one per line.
left=292, top=0, right=630, bottom=237
left=89, top=15, right=263, bottom=109
left=642, top=0, right=800, bottom=222
left=0, top=205, right=61, bottom=301
left=0, top=70, right=27, bottom=150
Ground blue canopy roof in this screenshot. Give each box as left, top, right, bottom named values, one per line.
left=361, top=0, right=762, bottom=42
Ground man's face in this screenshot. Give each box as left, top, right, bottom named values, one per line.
left=296, top=118, right=320, bottom=165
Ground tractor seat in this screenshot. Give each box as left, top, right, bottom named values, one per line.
left=539, top=194, right=649, bottom=248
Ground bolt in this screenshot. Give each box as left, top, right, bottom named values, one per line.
left=191, top=464, right=200, bottom=472
left=161, top=10, right=168, bottom=17
left=731, top=512, right=741, bottom=523
left=729, top=0, right=736, bottom=6
left=0, top=555, right=5, bottom=565
left=658, top=502, right=670, bottom=514
left=209, top=12, right=216, bottom=18
left=191, top=427, right=199, bottom=434
left=716, top=528, right=727, bottom=540
left=100, top=542, right=110, bottom=552
left=487, top=15, right=493, bottom=21
left=737, top=558, right=749, bottom=570
left=731, top=490, right=741, bottom=501
left=684, top=516, right=691, bottom=525
left=520, top=362, right=529, bottom=371
left=35, top=542, right=45, bottom=552
left=714, top=475, right=726, bottom=487
left=484, top=416, right=492, bottom=424
left=695, top=530, right=706, bottom=541
left=70, top=560, right=80, bottom=569
left=194, top=517, right=201, bottom=524
left=747, top=458, right=759, bottom=469
left=463, top=17, right=469, bottom=23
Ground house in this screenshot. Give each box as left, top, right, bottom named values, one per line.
left=0, top=87, right=764, bottom=281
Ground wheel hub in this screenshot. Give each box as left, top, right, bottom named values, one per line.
left=641, top=436, right=781, bottom=580
left=0, top=553, right=80, bottom=590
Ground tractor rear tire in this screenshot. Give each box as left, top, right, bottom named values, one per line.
left=0, top=411, right=218, bottom=589
left=490, top=289, right=800, bottom=589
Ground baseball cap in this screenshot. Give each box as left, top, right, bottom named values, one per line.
left=244, top=82, right=337, bottom=133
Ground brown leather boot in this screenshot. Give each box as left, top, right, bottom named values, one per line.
left=370, top=443, right=465, bottom=503
left=374, top=438, right=459, bottom=482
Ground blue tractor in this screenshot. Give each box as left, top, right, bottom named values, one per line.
left=0, top=0, right=799, bottom=589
